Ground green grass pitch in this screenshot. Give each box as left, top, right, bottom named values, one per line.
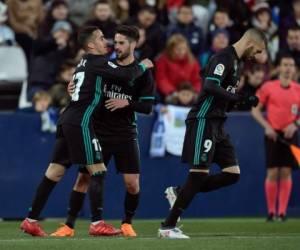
left=0, top=218, right=300, bottom=250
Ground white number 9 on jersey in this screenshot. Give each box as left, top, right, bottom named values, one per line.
left=203, top=139, right=213, bottom=153
left=71, top=72, right=85, bottom=101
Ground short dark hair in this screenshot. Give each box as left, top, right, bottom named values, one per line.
left=138, top=5, right=156, bottom=15
left=245, top=28, right=268, bottom=48
left=115, top=25, right=140, bottom=42
left=287, top=26, right=300, bottom=33
left=94, top=0, right=109, bottom=6
left=77, top=26, right=99, bottom=49
left=276, top=52, right=296, bottom=66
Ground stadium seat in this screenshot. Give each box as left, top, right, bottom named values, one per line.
left=0, top=46, right=30, bottom=110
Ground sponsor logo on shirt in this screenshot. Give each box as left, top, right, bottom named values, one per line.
left=103, top=84, right=132, bottom=100
left=213, top=64, right=225, bottom=76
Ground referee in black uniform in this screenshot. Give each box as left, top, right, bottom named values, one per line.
left=158, top=28, right=267, bottom=239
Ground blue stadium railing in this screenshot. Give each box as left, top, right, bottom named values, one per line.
left=0, top=112, right=299, bottom=219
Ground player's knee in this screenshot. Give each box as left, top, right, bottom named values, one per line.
left=222, top=166, right=240, bottom=174
left=73, top=173, right=90, bottom=193
left=125, top=180, right=139, bottom=194
left=45, top=163, right=66, bottom=182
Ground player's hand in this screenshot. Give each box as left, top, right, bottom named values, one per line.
left=241, top=95, right=259, bottom=107
left=282, top=123, right=297, bottom=139
left=140, top=58, right=154, bottom=69
left=265, top=126, right=277, bottom=141
left=68, top=80, right=75, bottom=96
left=105, top=99, right=129, bottom=111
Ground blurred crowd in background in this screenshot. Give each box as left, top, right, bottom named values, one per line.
left=0, top=0, right=300, bottom=115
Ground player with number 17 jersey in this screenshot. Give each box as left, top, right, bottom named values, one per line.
left=52, top=54, right=147, bottom=167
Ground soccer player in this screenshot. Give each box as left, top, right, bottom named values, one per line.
left=158, top=28, right=267, bottom=239
left=50, top=25, right=155, bottom=237
left=20, top=26, right=153, bottom=237
left=252, top=54, right=300, bottom=222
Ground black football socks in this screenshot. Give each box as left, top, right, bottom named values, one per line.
left=122, top=192, right=140, bottom=224
left=28, top=176, right=57, bottom=220
left=66, top=190, right=86, bottom=228
left=89, top=172, right=105, bottom=222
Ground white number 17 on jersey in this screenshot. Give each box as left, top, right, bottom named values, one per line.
left=71, top=72, right=85, bottom=101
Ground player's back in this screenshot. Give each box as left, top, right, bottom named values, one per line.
left=187, top=46, right=241, bottom=120
left=58, top=54, right=106, bottom=126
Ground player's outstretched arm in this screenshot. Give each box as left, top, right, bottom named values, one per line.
left=92, top=58, right=154, bottom=82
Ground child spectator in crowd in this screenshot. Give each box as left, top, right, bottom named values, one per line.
left=166, top=4, right=204, bottom=56
left=48, top=61, right=75, bottom=109
left=251, top=2, right=278, bottom=61
left=199, top=28, right=229, bottom=68
left=17, top=90, right=58, bottom=132
left=0, top=2, right=15, bottom=45
left=155, top=34, right=201, bottom=99
left=165, top=82, right=197, bottom=107
left=208, top=8, right=237, bottom=44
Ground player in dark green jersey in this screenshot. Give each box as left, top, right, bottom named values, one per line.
left=20, top=26, right=153, bottom=237
left=158, top=28, right=267, bottom=239
left=51, top=26, right=155, bottom=237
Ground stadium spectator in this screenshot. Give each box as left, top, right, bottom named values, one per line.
left=134, top=26, right=153, bottom=60
left=84, top=0, right=117, bottom=47
left=127, top=5, right=165, bottom=59
left=199, top=28, right=229, bottom=68
left=28, top=20, right=73, bottom=99
left=110, top=0, right=130, bottom=24
left=251, top=2, right=278, bottom=61
left=68, top=0, right=98, bottom=26
left=237, top=64, right=265, bottom=111
left=165, top=82, right=197, bottom=107
left=6, top=0, right=44, bottom=61
left=155, top=34, right=201, bottom=98
left=279, top=0, right=300, bottom=48
left=0, top=2, right=15, bottom=45
left=166, top=4, right=204, bottom=56
left=277, top=26, right=300, bottom=70
left=252, top=54, right=300, bottom=222
left=215, top=0, right=251, bottom=40
left=251, top=2, right=277, bottom=41
left=38, top=0, right=76, bottom=39
left=207, top=8, right=238, bottom=44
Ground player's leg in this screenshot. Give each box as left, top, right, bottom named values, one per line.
left=21, top=126, right=70, bottom=236
left=121, top=173, right=139, bottom=237
left=86, top=162, right=121, bottom=236
left=51, top=171, right=90, bottom=237
left=159, top=119, right=211, bottom=239
left=199, top=134, right=240, bottom=193
left=114, top=140, right=141, bottom=237
left=278, top=167, right=292, bottom=221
